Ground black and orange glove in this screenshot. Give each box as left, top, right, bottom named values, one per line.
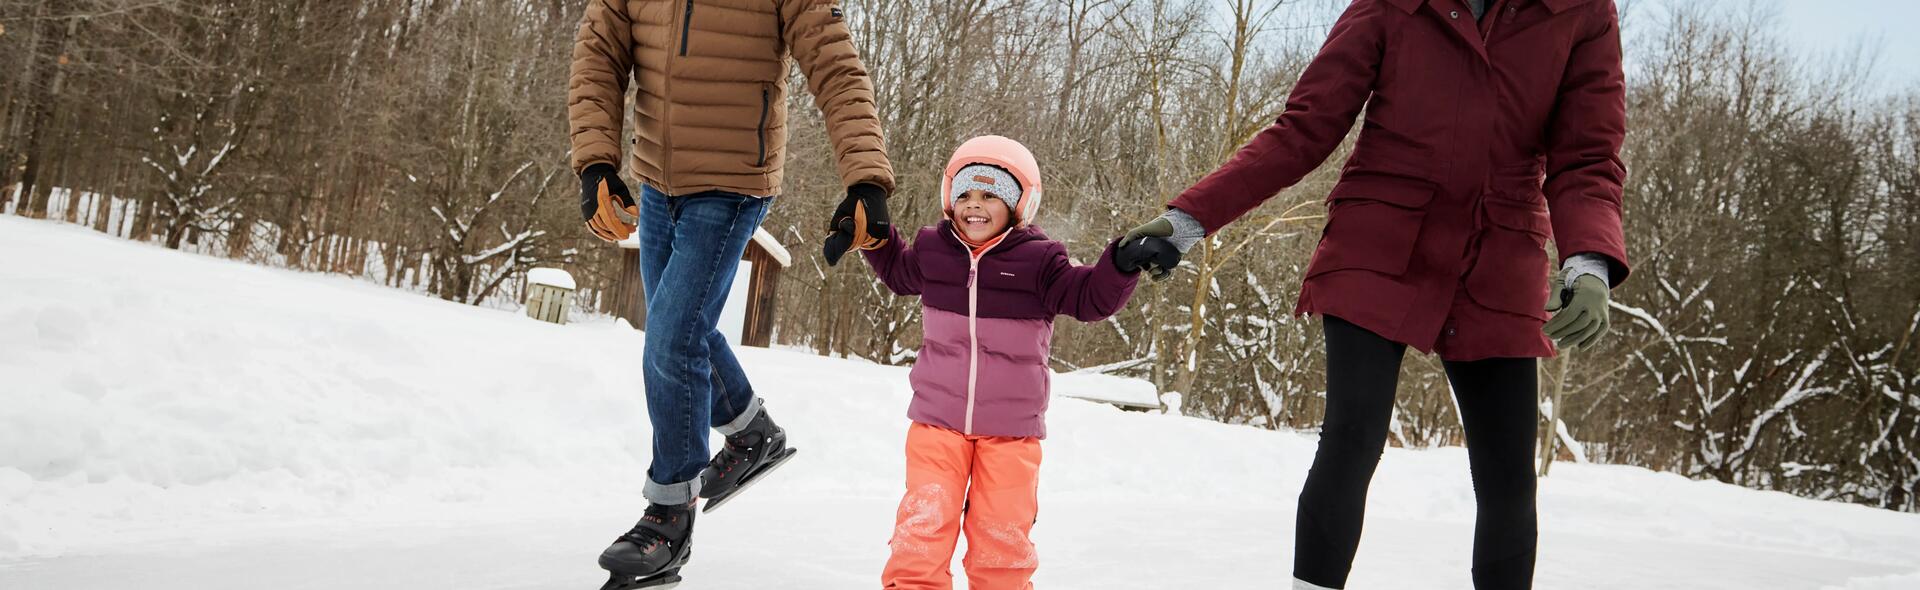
left=822, top=183, right=890, bottom=266
left=579, top=163, right=636, bottom=242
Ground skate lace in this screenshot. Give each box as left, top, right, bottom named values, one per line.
left=717, top=433, right=760, bottom=467
left=619, top=507, right=678, bottom=551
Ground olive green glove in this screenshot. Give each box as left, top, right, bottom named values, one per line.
left=1544, top=273, right=1610, bottom=350
left=1125, top=217, right=1175, bottom=244
left=1129, top=209, right=1207, bottom=250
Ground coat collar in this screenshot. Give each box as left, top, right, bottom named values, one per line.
left=1384, top=0, right=1423, bottom=14
left=1385, top=0, right=1595, bottom=64
left=1383, top=0, right=1593, bottom=16
left=936, top=220, right=1048, bottom=255
left=1539, top=0, right=1595, bottom=14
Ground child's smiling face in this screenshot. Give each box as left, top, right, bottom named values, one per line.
left=952, top=189, right=1012, bottom=243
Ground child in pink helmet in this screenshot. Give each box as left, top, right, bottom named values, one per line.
left=859, top=135, right=1180, bottom=589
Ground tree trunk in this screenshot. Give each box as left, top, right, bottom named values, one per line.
left=1, top=1, right=47, bottom=204
left=1540, top=352, right=1573, bottom=477
left=17, top=7, right=79, bottom=219
left=228, top=212, right=253, bottom=259
left=91, top=189, right=112, bottom=233
left=814, top=274, right=837, bottom=356
left=58, top=149, right=80, bottom=224
left=165, top=219, right=190, bottom=250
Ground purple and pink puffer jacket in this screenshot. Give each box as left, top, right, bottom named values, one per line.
left=863, top=222, right=1139, bottom=439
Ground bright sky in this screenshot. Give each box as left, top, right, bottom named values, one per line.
left=1275, top=0, right=1920, bottom=95
left=1760, top=0, right=1920, bottom=92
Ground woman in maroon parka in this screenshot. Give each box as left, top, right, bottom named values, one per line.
left=1125, top=1, right=1631, bottom=588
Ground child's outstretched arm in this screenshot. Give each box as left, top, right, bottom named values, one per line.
left=1041, top=239, right=1139, bottom=322
left=860, top=226, right=925, bottom=296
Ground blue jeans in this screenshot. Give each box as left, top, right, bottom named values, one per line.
left=637, top=184, right=771, bottom=504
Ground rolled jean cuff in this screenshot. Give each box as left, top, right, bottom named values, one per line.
left=643, top=474, right=701, bottom=505
left=715, top=396, right=764, bottom=436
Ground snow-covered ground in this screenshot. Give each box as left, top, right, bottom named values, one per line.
left=2, top=214, right=1918, bottom=589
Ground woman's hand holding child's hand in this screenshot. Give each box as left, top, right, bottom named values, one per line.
left=1117, top=215, right=1186, bottom=281
left=1115, top=235, right=1182, bottom=281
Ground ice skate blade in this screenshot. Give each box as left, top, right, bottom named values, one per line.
left=600, top=568, right=682, bottom=590
left=701, top=447, right=798, bottom=513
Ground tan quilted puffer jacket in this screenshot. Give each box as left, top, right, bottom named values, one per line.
left=568, top=0, right=894, bottom=197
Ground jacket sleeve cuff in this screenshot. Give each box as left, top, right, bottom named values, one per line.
left=1160, top=208, right=1207, bottom=253
left=860, top=225, right=906, bottom=265
left=849, top=182, right=888, bottom=200
left=1098, top=239, right=1143, bottom=288
left=1562, top=252, right=1614, bottom=289
left=580, top=162, right=618, bottom=179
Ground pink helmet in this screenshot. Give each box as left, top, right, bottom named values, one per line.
left=941, top=135, right=1043, bottom=228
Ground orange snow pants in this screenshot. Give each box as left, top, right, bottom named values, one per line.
left=882, top=422, right=1042, bottom=590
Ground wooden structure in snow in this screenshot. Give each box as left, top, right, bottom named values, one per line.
left=610, top=228, right=791, bottom=348
left=737, top=229, right=791, bottom=347
left=524, top=268, right=576, bottom=324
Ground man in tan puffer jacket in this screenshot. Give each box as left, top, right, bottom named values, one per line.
left=566, top=1, right=893, bottom=586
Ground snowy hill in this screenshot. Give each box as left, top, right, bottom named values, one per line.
left=2, top=214, right=1918, bottom=590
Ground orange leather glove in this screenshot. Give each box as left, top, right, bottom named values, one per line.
left=823, top=183, right=889, bottom=266
left=580, top=163, right=636, bottom=242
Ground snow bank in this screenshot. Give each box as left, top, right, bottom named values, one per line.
left=3, top=215, right=1919, bottom=589
left=1054, top=371, right=1160, bottom=409
left=1824, top=571, right=1920, bottom=590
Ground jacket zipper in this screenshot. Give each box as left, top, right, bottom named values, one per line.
left=965, top=259, right=981, bottom=434
left=679, top=0, right=695, bottom=56
left=755, top=84, right=770, bottom=167
left=659, top=1, right=690, bottom=191
left=1482, top=0, right=1511, bottom=43
left=957, top=230, right=1002, bottom=435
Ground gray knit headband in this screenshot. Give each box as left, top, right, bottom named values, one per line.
left=948, top=163, right=1022, bottom=213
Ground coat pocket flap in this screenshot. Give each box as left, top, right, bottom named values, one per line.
left=1483, top=196, right=1551, bottom=237
left=1328, top=177, right=1438, bottom=210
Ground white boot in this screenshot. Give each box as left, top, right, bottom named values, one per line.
left=1293, top=579, right=1338, bottom=590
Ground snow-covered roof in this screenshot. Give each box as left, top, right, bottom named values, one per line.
left=526, top=267, right=576, bottom=290
left=1053, top=371, right=1161, bottom=409
left=751, top=228, right=791, bottom=268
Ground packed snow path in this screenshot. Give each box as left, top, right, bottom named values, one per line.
left=3, top=216, right=1918, bottom=589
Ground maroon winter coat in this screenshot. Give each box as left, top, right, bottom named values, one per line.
left=1169, top=0, right=1631, bottom=361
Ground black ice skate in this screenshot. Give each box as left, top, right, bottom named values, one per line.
left=697, top=407, right=798, bottom=513
left=597, top=502, right=695, bottom=590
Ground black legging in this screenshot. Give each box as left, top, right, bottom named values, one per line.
left=1294, top=316, right=1538, bottom=590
